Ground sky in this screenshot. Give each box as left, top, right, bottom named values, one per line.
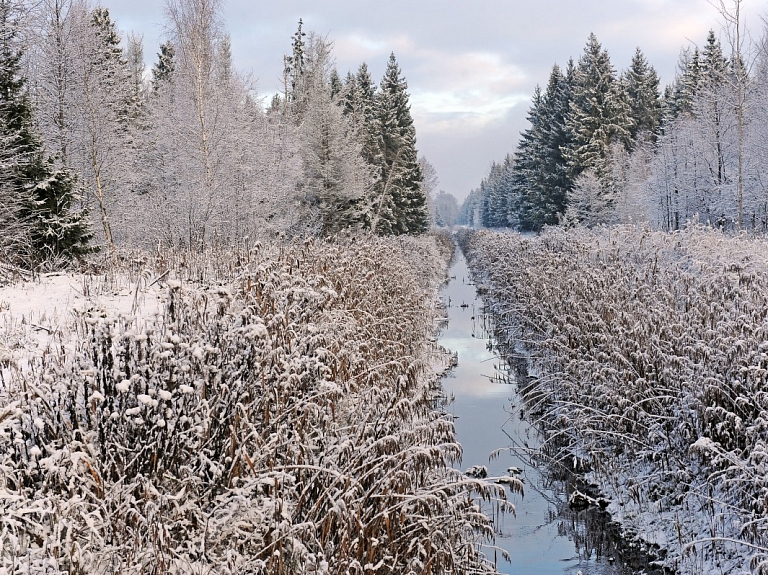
left=105, top=0, right=766, bottom=202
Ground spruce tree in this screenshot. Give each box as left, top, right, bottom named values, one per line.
left=539, top=61, right=573, bottom=224
left=354, top=63, right=382, bottom=177
left=298, top=35, right=369, bottom=235
left=0, top=0, right=91, bottom=265
left=510, top=63, right=572, bottom=231
left=623, top=47, right=662, bottom=141
left=511, top=85, right=547, bottom=230
left=371, top=53, right=427, bottom=235
left=152, top=41, right=176, bottom=91
left=484, top=158, right=513, bottom=228
left=671, top=48, right=702, bottom=118
left=563, top=33, right=632, bottom=220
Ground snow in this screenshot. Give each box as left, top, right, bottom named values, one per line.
left=461, top=225, right=768, bottom=575
left=0, top=233, right=505, bottom=573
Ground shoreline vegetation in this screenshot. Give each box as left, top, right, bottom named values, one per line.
left=1, top=232, right=516, bottom=574
left=458, top=225, right=768, bottom=575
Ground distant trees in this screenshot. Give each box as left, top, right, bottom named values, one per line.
left=463, top=18, right=768, bottom=234
left=432, top=191, right=459, bottom=227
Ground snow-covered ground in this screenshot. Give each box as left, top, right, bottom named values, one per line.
left=1, top=271, right=166, bottom=377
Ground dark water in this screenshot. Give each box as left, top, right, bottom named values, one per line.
left=438, top=247, right=647, bottom=575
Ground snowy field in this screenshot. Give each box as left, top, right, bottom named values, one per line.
left=460, top=225, right=768, bottom=575
left=1, top=234, right=509, bottom=574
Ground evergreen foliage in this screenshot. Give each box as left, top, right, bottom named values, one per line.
left=151, top=41, right=176, bottom=91
left=0, top=0, right=91, bottom=265
left=371, top=53, right=428, bottom=235
left=623, top=47, right=662, bottom=140
left=564, top=33, right=632, bottom=185
left=296, top=34, right=370, bottom=235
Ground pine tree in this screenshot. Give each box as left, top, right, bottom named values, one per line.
left=623, top=47, right=662, bottom=141
left=0, top=0, right=91, bottom=265
left=371, top=53, right=427, bottom=235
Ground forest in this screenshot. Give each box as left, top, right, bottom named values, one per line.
left=459, top=4, right=765, bottom=234
left=454, top=3, right=768, bottom=572
left=4, top=0, right=768, bottom=572
left=0, top=0, right=434, bottom=273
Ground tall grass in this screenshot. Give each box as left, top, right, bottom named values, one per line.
left=460, top=225, right=768, bottom=574
left=1, top=232, right=509, bottom=574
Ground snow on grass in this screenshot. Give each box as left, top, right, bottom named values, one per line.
left=460, top=224, right=768, bottom=575
left=0, top=232, right=512, bottom=574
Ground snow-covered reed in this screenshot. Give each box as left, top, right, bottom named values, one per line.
left=1, top=233, right=510, bottom=574
left=461, top=225, right=768, bottom=574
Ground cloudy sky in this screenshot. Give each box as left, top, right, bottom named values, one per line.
left=106, top=0, right=765, bottom=201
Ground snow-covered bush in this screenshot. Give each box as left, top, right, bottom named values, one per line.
left=1, top=233, right=505, bottom=574
left=461, top=225, right=768, bottom=574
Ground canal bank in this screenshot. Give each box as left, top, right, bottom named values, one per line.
left=438, top=244, right=666, bottom=575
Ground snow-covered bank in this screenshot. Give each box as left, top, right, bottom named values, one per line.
left=459, top=225, right=768, bottom=575
left=1, top=233, right=507, bottom=574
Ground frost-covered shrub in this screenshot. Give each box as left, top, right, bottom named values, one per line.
left=461, top=225, right=768, bottom=574
left=1, top=233, right=503, bottom=574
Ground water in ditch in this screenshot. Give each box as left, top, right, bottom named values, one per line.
left=438, top=245, right=664, bottom=575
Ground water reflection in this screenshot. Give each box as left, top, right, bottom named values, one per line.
left=438, top=247, right=661, bottom=575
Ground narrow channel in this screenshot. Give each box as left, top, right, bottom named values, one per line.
left=438, top=245, right=631, bottom=575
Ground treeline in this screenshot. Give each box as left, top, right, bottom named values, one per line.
left=461, top=17, right=768, bottom=233
left=0, top=0, right=431, bottom=270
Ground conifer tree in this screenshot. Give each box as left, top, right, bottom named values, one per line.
left=565, top=33, right=632, bottom=182
left=510, top=85, right=545, bottom=230
left=484, top=157, right=513, bottom=228
left=297, top=34, right=370, bottom=234
left=371, top=53, right=427, bottom=235
left=699, top=30, right=730, bottom=191
left=510, top=63, right=572, bottom=230
left=283, top=18, right=307, bottom=122
left=624, top=47, right=662, bottom=140
left=151, top=41, right=176, bottom=91
left=669, top=48, right=702, bottom=118
left=354, top=63, right=382, bottom=179
left=563, top=33, right=632, bottom=223
left=0, top=0, right=91, bottom=265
